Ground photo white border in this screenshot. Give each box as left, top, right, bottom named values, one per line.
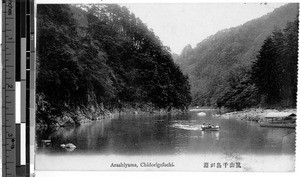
left=27, top=0, right=300, bottom=176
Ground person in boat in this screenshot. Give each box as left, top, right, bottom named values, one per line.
left=202, top=122, right=206, bottom=127
left=208, top=124, right=212, bottom=128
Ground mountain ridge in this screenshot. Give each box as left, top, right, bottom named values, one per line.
left=175, top=3, right=299, bottom=106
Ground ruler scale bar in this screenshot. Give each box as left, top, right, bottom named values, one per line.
left=2, top=0, right=17, bottom=177
left=3, top=0, right=35, bottom=176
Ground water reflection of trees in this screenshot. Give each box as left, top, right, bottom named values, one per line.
left=36, top=113, right=295, bottom=155
left=106, top=115, right=177, bottom=154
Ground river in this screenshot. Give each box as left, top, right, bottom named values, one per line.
left=35, top=109, right=295, bottom=171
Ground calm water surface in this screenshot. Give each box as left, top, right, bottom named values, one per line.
left=36, top=110, right=295, bottom=156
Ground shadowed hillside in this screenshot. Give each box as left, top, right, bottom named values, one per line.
left=175, top=3, right=299, bottom=109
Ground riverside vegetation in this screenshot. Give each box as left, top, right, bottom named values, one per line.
left=36, top=4, right=191, bottom=127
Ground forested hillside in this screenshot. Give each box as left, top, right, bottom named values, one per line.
left=36, top=4, right=191, bottom=125
left=175, top=3, right=298, bottom=110
left=252, top=19, right=298, bottom=107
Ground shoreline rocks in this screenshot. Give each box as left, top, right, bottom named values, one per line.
left=213, top=108, right=296, bottom=122
left=36, top=107, right=187, bottom=129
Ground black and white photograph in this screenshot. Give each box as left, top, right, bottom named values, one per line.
left=1, top=0, right=298, bottom=174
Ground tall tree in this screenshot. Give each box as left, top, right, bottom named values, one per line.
left=252, top=18, right=299, bottom=107
left=251, top=36, right=281, bottom=104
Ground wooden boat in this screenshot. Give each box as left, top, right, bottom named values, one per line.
left=259, top=112, right=296, bottom=128
left=201, top=125, right=220, bottom=131
left=60, top=143, right=76, bottom=151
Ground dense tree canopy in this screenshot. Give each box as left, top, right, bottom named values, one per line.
left=252, top=18, right=298, bottom=107
left=36, top=4, right=191, bottom=124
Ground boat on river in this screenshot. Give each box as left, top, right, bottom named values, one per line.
left=60, top=143, right=77, bottom=151
left=201, top=124, right=220, bottom=131
left=258, top=112, right=296, bottom=128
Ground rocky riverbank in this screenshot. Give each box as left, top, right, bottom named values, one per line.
left=36, top=108, right=113, bottom=128
left=213, top=108, right=297, bottom=122
left=36, top=107, right=187, bottom=129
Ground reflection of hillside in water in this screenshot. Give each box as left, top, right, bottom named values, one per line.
left=105, top=116, right=179, bottom=154
left=36, top=110, right=295, bottom=156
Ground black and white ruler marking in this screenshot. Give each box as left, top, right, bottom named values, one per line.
left=2, top=0, right=35, bottom=176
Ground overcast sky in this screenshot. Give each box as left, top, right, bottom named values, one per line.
left=122, top=3, right=286, bottom=54
left=0, top=1, right=287, bottom=55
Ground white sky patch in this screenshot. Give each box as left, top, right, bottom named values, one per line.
left=122, top=3, right=286, bottom=54
left=0, top=1, right=289, bottom=55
